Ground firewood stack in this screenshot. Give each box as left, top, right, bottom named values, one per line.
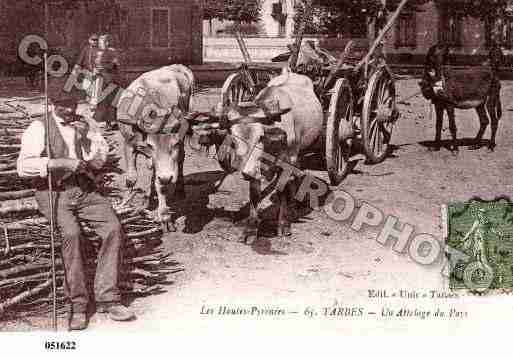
left=0, top=109, right=179, bottom=319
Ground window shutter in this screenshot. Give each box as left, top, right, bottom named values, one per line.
left=408, top=13, right=417, bottom=47
left=130, top=7, right=147, bottom=47
left=170, top=6, right=192, bottom=61
left=439, top=9, right=448, bottom=45
left=119, top=8, right=129, bottom=48
left=508, top=19, right=513, bottom=49
left=485, top=18, right=491, bottom=48
left=455, top=15, right=462, bottom=47
left=151, top=9, right=169, bottom=48
left=395, top=13, right=416, bottom=48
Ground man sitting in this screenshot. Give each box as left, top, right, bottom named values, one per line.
left=17, top=97, right=135, bottom=331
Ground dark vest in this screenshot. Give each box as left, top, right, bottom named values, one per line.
left=33, top=113, right=71, bottom=191
left=78, top=46, right=96, bottom=71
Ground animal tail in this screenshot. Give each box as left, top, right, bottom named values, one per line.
left=492, top=78, right=502, bottom=120
left=497, top=96, right=502, bottom=120
left=487, top=44, right=504, bottom=120
left=488, top=43, right=505, bottom=72
left=486, top=91, right=502, bottom=120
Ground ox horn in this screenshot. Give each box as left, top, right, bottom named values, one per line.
left=183, top=111, right=208, bottom=124
left=263, top=106, right=290, bottom=118
left=236, top=99, right=291, bottom=125
left=184, top=110, right=225, bottom=126
left=257, top=99, right=291, bottom=124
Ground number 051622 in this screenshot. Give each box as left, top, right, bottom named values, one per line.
left=44, top=341, right=77, bottom=350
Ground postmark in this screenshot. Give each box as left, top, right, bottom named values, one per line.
left=446, top=198, right=513, bottom=293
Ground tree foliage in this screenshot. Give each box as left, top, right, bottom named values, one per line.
left=294, top=0, right=432, bottom=35
left=440, top=0, right=511, bottom=19
left=202, top=0, right=262, bottom=23
left=293, top=0, right=512, bottom=35
left=203, top=0, right=224, bottom=20
left=30, top=0, right=115, bottom=10
left=294, top=1, right=378, bottom=35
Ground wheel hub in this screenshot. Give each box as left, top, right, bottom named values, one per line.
left=339, top=120, right=356, bottom=141
left=375, top=105, right=399, bottom=124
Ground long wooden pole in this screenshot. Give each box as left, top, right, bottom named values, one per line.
left=44, top=53, right=58, bottom=332
left=355, top=0, right=410, bottom=72
left=234, top=23, right=251, bottom=63
left=289, top=0, right=312, bottom=71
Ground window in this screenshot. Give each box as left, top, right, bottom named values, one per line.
left=151, top=8, right=169, bottom=48
left=486, top=16, right=513, bottom=49
left=439, top=10, right=462, bottom=47
left=395, top=12, right=416, bottom=48
left=118, top=8, right=129, bottom=47
left=278, top=19, right=286, bottom=37
left=274, top=0, right=287, bottom=37
left=349, top=10, right=367, bottom=38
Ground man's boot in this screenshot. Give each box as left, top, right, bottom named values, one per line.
left=97, top=302, right=136, bottom=321
left=68, top=311, right=88, bottom=331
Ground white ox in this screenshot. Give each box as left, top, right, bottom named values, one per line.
left=116, top=64, right=194, bottom=232
left=204, top=69, right=324, bottom=242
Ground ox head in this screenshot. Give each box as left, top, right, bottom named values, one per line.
left=118, top=96, right=188, bottom=191
left=191, top=99, right=290, bottom=180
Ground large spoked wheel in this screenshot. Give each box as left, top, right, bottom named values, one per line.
left=326, top=78, right=354, bottom=186
left=221, top=71, right=254, bottom=106
left=217, top=71, right=253, bottom=172
left=361, top=68, right=397, bottom=164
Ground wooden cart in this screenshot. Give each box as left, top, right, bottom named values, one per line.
left=220, top=0, right=408, bottom=185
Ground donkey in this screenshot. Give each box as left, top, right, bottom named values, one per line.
left=419, top=43, right=503, bottom=152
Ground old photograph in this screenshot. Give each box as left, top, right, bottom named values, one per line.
left=0, top=0, right=513, bottom=347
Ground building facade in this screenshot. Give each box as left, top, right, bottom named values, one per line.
left=203, top=0, right=513, bottom=64
left=381, top=0, right=513, bottom=64
left=1, top=0, right=203, bottom=71
left=203, top=0, right=296, bottom=38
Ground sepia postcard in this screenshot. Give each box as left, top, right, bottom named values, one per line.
left=1, top=0, right=513, bottom=355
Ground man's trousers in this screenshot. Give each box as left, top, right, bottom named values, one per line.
left=35, top=186, right=124, bottom=313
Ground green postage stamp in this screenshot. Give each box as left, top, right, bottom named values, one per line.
left=446, top=198, right=513, bottom=293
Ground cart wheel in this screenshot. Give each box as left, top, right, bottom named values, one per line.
left=221, top=72, right=253, bottom=106
left=217, top=72, right=252, bottom=172
left=361, top=68, right=396, bottom=164
left=326, top=78, right=354, bottom=186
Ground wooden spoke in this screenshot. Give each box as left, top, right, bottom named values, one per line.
left=326, top=79, right=354, bottom=186
left=361, top=68, right=396, bottom=164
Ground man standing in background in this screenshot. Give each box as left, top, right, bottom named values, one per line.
left=74, top=34, right=99, bottom=103
left=91, top=34, right=121, bottom=130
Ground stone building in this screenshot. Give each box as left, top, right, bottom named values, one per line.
left=203, top=0, right=513, bottom=64
left=381, top=0, right=513, bottom=64
left=0, top=0, right=203, bottom=71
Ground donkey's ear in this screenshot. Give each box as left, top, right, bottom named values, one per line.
left=442, top=44, right=451, bottom=59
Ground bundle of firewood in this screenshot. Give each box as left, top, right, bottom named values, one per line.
left=0, top=112, right=178, bottom=319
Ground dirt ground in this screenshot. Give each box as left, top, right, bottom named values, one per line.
left=2, top=76, right=513, bottom=335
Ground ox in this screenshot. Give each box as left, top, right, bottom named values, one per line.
left=116, top=64, right=194, bottom=232
left=198, top=69, right=324, bottom=242
left=419, top=43, right=503, bottom=152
